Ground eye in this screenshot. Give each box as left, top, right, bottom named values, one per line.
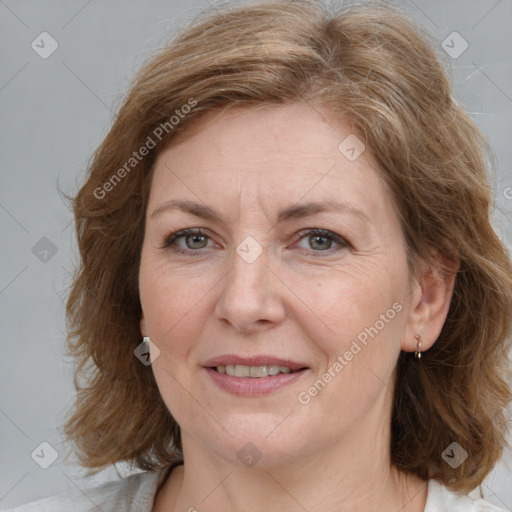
left=294, top=228, right=349, bottom=256
left=161, top=227, right=350, bottom=257
left=162, top=228, right=214, bottom=254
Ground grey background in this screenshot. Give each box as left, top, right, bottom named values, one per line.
left=1, top=0, right=511, bottom=509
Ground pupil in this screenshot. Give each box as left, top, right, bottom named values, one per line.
left=311, top=235, right=331, bottom=250
left=187, top=234, right=207, bottom=249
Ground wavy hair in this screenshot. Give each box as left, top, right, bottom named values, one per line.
left=63, top=0, right=512, bottom=493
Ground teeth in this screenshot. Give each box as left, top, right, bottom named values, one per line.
left=235, top=365, right=250, bottom=377
left=220, top=364, right=294, bottom=377
left=268, top=365, right=280, bottom=376
left=250, top=366, right=268, bottom=377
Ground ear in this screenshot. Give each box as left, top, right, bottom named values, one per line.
left=402, top=251, right=459, bottom=353
left=140, top=312, right=148, bottom=338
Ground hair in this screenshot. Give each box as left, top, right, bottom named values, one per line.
left=63, top=0, right=512, bottom=494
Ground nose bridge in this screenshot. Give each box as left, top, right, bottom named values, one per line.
left=215, top=237, right=284, bottom=331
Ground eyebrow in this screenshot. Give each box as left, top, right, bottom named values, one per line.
left=150, top=199, right=370, bottom=224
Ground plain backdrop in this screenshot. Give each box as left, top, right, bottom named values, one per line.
left=1, top=0, right=511, bottom=509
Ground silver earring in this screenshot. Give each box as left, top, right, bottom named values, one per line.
left=142, top=336, right=151, bottom=344
left=414, top=334, right=422, bottom=359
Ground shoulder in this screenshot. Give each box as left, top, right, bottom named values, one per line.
left=3, top=469, right=168, bottom=512
left=425, top=479, right=506, bottom=512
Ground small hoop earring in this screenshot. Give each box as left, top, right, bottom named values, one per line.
left=414, top=333, right=422, bottom=359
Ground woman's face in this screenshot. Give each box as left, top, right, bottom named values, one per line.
left=139, top=102, right=419, bottom=467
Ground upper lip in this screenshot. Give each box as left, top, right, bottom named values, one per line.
left=203, top=355, right=308, bottom=371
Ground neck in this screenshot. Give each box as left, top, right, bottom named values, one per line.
left=155, top=428, right=428, bottom=512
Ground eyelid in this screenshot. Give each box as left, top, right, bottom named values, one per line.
left=161, top=227, right=351, bottom=255
left=162, top=228, right=214, bottom=250
left=294, top=228, right=349, bottom=245
left=292, top=228, right=351, bottom=254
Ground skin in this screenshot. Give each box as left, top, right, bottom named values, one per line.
left=138, top=101, right=456, bottom=512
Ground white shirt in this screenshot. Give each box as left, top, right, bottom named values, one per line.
left=3, top=469, right=506, bottom=512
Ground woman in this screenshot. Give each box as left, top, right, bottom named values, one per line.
left=8, top=0, right=512, bottom=510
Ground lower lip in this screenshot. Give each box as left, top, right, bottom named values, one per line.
left=204, top=367, right=308, bottom=396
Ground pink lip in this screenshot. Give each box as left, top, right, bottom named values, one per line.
left=204, top=367, right=308, bottom=396
left=202, top=355, right=310, bottom=396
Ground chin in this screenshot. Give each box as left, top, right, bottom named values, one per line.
left=190, top=413, right=314, bottom=469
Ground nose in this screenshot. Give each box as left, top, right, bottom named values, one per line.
left=214, top=243, right=286, bottom=334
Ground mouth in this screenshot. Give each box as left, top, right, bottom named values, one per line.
left=213, top=364, right=305, bottom=378
left=202, top=356, right=309, bottom=395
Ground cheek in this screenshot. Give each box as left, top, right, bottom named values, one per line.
left=288, top=258, right=405, bottom=352
left=140, top=253, right=212, bottom=328
left=139, top=261, right=212, bottom=424
left=286, top=261, right=407, bottom=420
left=138, top=260, right=211, bottom=372
left=292, top=271, right=404, bottom=420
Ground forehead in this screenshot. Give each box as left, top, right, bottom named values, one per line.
left=149, top=102, right=394, bottom=223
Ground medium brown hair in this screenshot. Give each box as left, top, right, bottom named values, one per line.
left=63, top=0, right=512, bottom=493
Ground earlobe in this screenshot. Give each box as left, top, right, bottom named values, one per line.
left=402, top=253, right=458, bottom=353
left=140, top=313, right=147, bottom=337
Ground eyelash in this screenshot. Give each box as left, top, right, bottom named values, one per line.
left=161, top=227, right=350, bottom=257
